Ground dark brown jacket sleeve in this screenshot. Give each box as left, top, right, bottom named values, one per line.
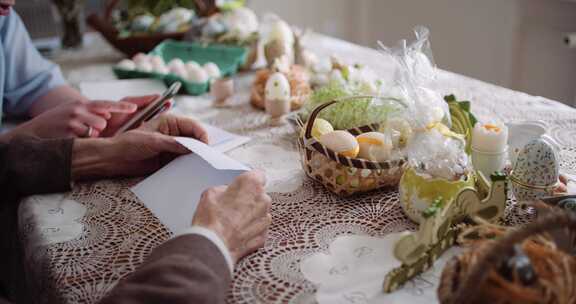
left=0, top=136, right=73, bottom=304
left=99, top=234, right=232, bottom=304
left=0, top=136, right=73, bottom=200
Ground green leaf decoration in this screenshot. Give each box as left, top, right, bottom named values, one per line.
left=444, top=94, right=478, bottom=155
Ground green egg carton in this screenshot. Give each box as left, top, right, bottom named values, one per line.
left=112, top=40, right=248, bottom=95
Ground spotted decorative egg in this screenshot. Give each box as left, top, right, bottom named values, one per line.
left=203, top=62, right=221, bottom=79
left=116, top=59, right=136, bottom=71
left=265, top=72, right=291, bottom=101
left=511, top=138, right=559, bottom=201
left=187, top=65, right=209, bottom=83
left=319, top=131, right=359, bottom=158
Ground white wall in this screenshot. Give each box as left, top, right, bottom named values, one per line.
left=248, top=0, right=576, bottom=105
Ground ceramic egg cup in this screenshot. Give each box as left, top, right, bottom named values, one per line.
left=211, top=78, right=234, bottom=108
left=265, top=98, right=291, bottom=126
left=471, top=147, right=508, bottom=179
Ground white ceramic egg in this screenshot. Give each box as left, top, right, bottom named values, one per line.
left=116, top=59, right=136, bottom=71
left=319, top=131, right=359, bottom=158
left=203, top=62, right=221, bottom=79
left=187, top=65, right=209, bottom=83
left=136, top=61, right=153, bottom=73
left=265, top=72, right=291, bottom=101
left=269, top=19, right=294, bottom=46
left=356, top=132, right=393, bottom=162
left=168, top=58, right=186, bottom=72
left=133, top=53, right=150, bottom=65
left=511, top=138, right=560, bottom=201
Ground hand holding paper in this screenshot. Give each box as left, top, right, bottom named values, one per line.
left=132, top=137, right=252, bottom=233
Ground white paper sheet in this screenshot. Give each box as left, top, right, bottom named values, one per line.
left=132, top=137, right=250, bottom=233
left=201, top=123, right=251, bottom=153
left=79, top=79, right=167, bottom=101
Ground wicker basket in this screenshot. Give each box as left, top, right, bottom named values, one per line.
left=438, top=210, right=576, bottom=304
left=86, top=0, right=216, bottom=57
left=298, top=96, right=407, bottom=196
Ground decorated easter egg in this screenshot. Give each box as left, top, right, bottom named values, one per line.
left=511, top=138, right=559, bottom=201
left=203, top=62, right=221, bottom=79
left=131, top=14, right=155, bottom=32
left=356, top=132, right=393, bottom=162
left=269, top=19, right=294, bottom=46
left=187, top=65, right=209, bottom=83
left=116, top=59, right=136, bottom=71
left=136, top=61, right=153, bottom=73
left=265, top=72, right=291, bottom=101
left=133, top=53, right=149, bottom=65
left=319, top=131, right=359, bottom=158
left=311, top=119, right=334, bottom=140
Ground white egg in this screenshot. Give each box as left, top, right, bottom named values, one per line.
left=149, top=55, right=165, bottom=68
left=185, top=61, right=201, bottom=72
left=203, top=62, right=221, bottom=79
left=265, top=72, right=291, bottom=101
left=172, top=67, right=189, bottom=80
left=187, top=66, right=209, bottom=83
left=133, top=53, right=150, bottom=65
left=269, top=19, right=294, bottom=46
left=136, top=61, right=153, bottom=73
left=116, top=59, right=136, bottom=71
left=154, top=65, right=170, bottom=75
left=168, top=58, right=186, bottom=72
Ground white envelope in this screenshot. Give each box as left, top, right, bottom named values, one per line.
left=132, top=137, right=250, bottom=233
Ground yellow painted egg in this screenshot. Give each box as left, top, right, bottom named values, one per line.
left=302, top=118, right=334, bottom=140
left=265, top=72, right=291, bottom=101
left=356, top=132, right=393, bottom=162
left=319, top=131, right=359, bottom=158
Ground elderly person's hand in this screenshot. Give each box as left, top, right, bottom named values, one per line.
left=70, top=114, right=208, bottom=180
left=192, top=170, right=272, bottom=263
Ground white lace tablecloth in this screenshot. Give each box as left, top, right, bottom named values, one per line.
left=17, top=33, right=576, bottom=304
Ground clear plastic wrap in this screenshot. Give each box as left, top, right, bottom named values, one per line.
left=379, top=26, right=451, bottom=131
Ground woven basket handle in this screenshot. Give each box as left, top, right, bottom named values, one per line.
left=303, top=95, right=407, bottom=141
left=448, top=211, right=576, bottom=304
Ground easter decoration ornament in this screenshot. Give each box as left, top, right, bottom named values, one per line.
left=264, top=61, right=292, bottom=126
left=362, top=26, right=510, bottom=293
left=211, top=77, right=234, bottom=107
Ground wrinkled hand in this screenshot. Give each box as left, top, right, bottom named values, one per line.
left=192, top=170, right=272, bottom=264
left=7, top=100, right=137, bottom=140
left=71, top=114, right=209, bottom=180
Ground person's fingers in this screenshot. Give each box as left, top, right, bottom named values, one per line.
left=68, top=120, right=89, bottom=137
left=145, top=133, right=191, bottom=155
left=242, top=232, right=268, bottom=257
left=559, top=174, right=569, bottom=185
left=72, top=107, right=109, bottom=131
left=227, top=170, right=266, bottom=196
left=120, top=95, right=160, bottom=109
left=243, top=213, right=272, bottom=241
left=88, top=101, right=138, bottom=114
left=169, top=116, right=209, bottom=143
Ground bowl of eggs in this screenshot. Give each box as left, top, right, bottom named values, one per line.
left=114, top=40, right=247, bottom=95
left=298, top=96, right=409, bottom=196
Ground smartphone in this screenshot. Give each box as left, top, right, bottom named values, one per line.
left=113, top=82, right=182, bottom=136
